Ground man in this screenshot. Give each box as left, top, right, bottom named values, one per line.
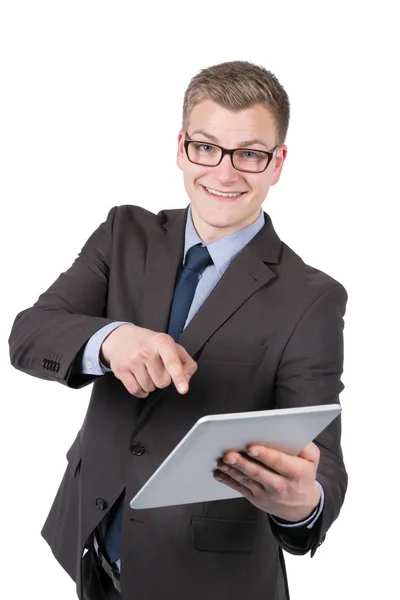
left=9, top=60, right=348, bottom=600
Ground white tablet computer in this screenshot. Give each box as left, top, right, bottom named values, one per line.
left=129, top=403, right=341, bottom=510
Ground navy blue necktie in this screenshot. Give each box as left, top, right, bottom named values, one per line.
left=103, top=244, right=212, bottom=565
left=167, top=244, right=212, bottom=341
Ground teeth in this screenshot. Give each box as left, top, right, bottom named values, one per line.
left=205, top=187, right=243, bottom=198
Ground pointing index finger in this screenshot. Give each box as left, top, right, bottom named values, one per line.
left=157, top=337, right=196, bottom=394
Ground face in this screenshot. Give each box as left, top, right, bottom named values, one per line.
left=177, top=99, right=287, bottom=243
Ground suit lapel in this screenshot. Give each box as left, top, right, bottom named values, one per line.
left=178, top=213, right=281, bottom=357
left=143, top=207, right=188, bottom=334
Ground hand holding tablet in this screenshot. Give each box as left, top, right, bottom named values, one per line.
left=130, top=404, right=341, bottom=510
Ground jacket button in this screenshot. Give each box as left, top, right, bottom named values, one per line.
left=130, top=442, right=145, bottom=456
left=95, top=497, right=107, bottom=511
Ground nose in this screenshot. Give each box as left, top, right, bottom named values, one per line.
left=214, top=153, right=242, bottom=184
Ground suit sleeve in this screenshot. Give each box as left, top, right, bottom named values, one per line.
left=8, top=206, right=119, bottom=389
left=268, top=283, right=348, bottom=557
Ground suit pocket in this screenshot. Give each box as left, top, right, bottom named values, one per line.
left=191, top=517, right=268, bottom=553
left=66, top=434, right=82, bottom=478
left=200, top=343, right=267, bottom=363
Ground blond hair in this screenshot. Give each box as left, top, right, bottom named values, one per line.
left=182, top=60, right=290, bottom=145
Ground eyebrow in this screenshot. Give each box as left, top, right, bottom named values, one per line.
left=190, top=129, right=269, bottom=149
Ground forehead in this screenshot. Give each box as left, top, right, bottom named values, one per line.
left=187, top=99, right=277, bottom=146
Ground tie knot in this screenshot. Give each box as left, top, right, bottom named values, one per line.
left=184, top=244, right=212, bottom=274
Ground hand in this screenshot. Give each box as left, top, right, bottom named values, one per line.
left=100, top=324, right=198, bottom=398
left=214, top=442, right=321, bottom=522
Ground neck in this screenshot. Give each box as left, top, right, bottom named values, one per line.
left=190, top=206, right=262, bottom=244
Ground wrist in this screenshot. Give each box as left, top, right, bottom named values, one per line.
left=100, top=323, right=132, bottom=367
left=99, top=341, right=111, bottom=368
left=298, top=483, right=321, bottom=521
left=274, top=482, right=321, bottom=523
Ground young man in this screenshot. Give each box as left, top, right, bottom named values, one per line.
left=9, top=61, right=348, bottom=600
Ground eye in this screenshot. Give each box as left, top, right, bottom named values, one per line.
left=239, top=150, right=266, bottom=161
left=192, top=143, right=215, bottom=153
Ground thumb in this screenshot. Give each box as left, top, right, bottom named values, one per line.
left=298, top=442, right=320, bottom=465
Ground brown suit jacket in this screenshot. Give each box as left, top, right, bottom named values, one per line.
left=9, top=204, right=348, bottom=600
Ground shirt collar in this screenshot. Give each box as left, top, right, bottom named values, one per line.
left=183, top=205, right=266, bottom=276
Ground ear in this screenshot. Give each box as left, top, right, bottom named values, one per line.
left=177, top=130, right=185, bottom=171
left=270, top=145, right=288, bottom=186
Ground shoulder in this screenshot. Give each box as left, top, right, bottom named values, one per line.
left=261, top=213, right=347, bottom=303
left=279, top=241, right=348, bottom=308
left=108, top=204, right=186, bottom=234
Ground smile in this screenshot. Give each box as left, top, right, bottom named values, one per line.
left=202, top=185, right=246, bottom=198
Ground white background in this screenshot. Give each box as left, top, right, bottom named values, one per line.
left=1, top=1, right=399, bottom=598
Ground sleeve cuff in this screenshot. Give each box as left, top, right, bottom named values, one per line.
left=81, top=321, right=132, bottom=375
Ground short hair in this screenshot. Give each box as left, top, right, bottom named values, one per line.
left=182, top=60, right=290, bottom=145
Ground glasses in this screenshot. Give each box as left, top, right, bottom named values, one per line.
left=184, top=133, right=279, bottom=173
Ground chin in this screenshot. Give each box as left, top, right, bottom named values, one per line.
left=197, top=208, right=235, bottom=226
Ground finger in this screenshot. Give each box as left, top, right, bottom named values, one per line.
left=218, top=456, right=286, bottom=493
left=116, top=370, right=149, bottom=398
left=214, top=466, right=265, bottom=497
left=176, top=344, right=198, bottom=379
left=157, top=337, right=194, bottom=394
left=134, top=341, right=172, bottom=390
left=130, top=364, right=156, bottom=393
left=146, top=355, right=172, bottom=389
left=243, top=446, right=299, bottom=478
left=213, top=470, right=255, bottom=499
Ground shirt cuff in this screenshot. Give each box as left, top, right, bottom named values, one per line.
left=270, top=481, right=324, bottom=530
left=81, top=322, right=132, bottom=375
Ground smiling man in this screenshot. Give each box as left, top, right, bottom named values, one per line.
left=9, top=61, right=348, bottom=600
left=178, top=98, right=285, bottom=242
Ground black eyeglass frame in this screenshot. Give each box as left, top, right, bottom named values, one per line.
left=184, top=133, right=279, bottom=173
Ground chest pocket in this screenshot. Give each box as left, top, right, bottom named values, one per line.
left=194, top=342, right=270, bottom=413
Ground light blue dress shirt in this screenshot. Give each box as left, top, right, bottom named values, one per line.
left=80, top=205, right=324, bottom=530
